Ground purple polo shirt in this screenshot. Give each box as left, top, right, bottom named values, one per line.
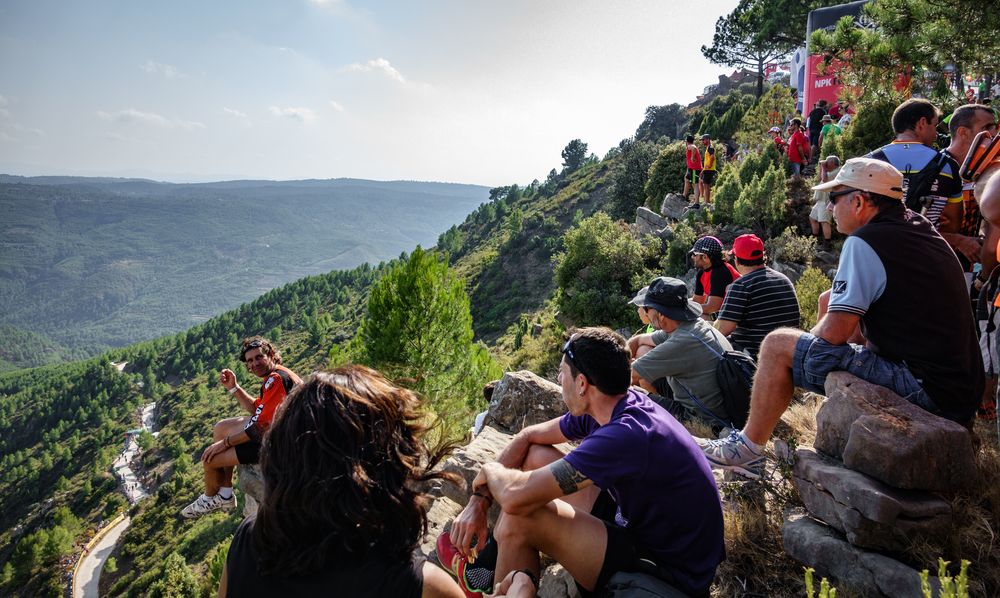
left=559, top=389, right=724, bottom=594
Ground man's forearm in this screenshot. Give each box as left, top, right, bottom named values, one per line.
left=495, top=418, right=567, bottom=469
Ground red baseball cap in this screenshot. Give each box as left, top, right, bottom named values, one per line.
left=732, top=234, right=765, bottom=261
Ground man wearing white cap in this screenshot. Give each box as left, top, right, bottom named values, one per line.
left=702, top=157, right=984, bottom=478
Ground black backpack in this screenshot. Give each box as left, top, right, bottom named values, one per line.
left=869, top=147, right=949, bottom=212
left=678, top=329, right=757, bottom=429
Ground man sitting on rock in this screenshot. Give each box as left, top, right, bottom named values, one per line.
left=702, top=158, right=984, bottom=479
left=628, top=276, right=734, bottom=431
left=181, top=336, right=302, bottom=518
left=443, top=327, right=724, bottom=598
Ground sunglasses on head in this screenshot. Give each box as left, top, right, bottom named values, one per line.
left=561, top=337, right=593, bottom=383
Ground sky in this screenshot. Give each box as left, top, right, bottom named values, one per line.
left=0, top=0, right=741, bottom=186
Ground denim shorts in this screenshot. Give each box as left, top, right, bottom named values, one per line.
left=791, top=333, right=939, bottom=413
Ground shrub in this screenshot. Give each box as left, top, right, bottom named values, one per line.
left=662, top=220, right=697, bottom=276
left=733, top=163, right=787, bottom=234
left=609, top=138, right=661, bottom=219
left=713, top=167, right=742, bottom=223
left=794, top=267, right=830, bottom=329
left=644, top=141, right=687, bottom=209
left=840, top=99, right=896, bottom=158
left=554, top=212, right=660, bottom=330
left=768, top=227, right=818, bottom=265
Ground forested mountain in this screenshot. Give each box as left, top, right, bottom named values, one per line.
left=0, top=176, right=488, bottom=359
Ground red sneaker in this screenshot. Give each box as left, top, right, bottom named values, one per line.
left=436, top=531, right=490, bottom=598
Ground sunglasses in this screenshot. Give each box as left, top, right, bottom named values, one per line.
left=561, top=337, right=593, bottom=383
left=828, top=187, right=862, bottom=204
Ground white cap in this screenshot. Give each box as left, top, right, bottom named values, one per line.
left=812, top=157, right=904, bottom=200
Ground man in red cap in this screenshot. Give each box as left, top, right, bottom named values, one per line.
left=715, top=234, right=800, bottom=359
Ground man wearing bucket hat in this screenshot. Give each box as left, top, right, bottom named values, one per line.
left=629, top=277, right=734, bottom=429
left=702, top=157, right=983, bottom=478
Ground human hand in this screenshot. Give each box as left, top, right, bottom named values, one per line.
left=219, top=369, right=236, bottom=390
left=450, top=494, right=490, bottom=560
left=490, top=569, right=537, bottom=598
left=201, top=439, right=228, bottom=464
left=954, top=235, right=983, bottom=263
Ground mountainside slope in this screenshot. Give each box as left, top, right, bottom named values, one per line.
left=0, top=177, right=488, bottom=358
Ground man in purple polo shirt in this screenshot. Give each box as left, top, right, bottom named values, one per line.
left=445, top=327, right=725, bottom=597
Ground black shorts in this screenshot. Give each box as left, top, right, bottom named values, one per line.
left=234, top=441, right=261, bottom=465
left=699, top=170, right=716, bottom=185
left=809, top=130, right=821, bottom=146
left=685, top=168, right=700, bottom=183
left=577, top=492, right=687, bottom=597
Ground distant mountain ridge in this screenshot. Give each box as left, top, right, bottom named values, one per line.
left=0, top=175, right=489, bottom=357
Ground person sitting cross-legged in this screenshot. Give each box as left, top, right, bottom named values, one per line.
left=702, top=158, right=984, bottom=478
left=443, top=327, right=725, bottom=598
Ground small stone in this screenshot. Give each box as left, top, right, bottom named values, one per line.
left=538, top=563, right=581, bottom=598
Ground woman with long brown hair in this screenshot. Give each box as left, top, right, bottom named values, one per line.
left=218, top=365, right=465, bottom=597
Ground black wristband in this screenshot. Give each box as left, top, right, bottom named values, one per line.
left=471, top=490, right=493, bottom=505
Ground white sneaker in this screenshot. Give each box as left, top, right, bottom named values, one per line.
left=181, top=493, right=237, bottom=519
left=701, top=430, right=765, bottom=479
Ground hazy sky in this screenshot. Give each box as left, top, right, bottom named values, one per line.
left=0, top=0, right=740, bottom=186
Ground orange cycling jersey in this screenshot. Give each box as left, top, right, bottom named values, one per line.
left=243, top=364, right=302, bottom=441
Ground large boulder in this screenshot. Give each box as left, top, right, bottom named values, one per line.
left=237, top=464, right=264, bottom=518
left=437, top=426, right=515, bottom=507
left=415, top=496, right=464, bottom=561
left=635, top=207, right=673, bottom=239
left=659, top=193, right=689, bottom=221
left=488, top=371, right=567, bottom=434
left=815, top=372, right=977, bottom=492
left=792, top=447, right=951, bottom=551
left=783, top=511, right=940, bottom=598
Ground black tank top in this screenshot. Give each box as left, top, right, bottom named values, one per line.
left=224, top=519, right=425, bottom=598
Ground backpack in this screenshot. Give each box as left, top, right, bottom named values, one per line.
left=869, top=147, right=949, bottom=212
left=678, top=329, right=757, bottom=429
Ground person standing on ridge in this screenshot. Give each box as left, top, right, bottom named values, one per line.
left=699, top=134, right=717, bottom=206
left=181, top=336, right=302, bottom=518
left=683, top=135, right=702, bottom=205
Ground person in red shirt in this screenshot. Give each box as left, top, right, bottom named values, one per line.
left=769, top=126, right=787, bottom=154
left=682, top=134, right=702, bottom=203
left=786, top=118, right=810, bottom=179
left=182, top=336, right=302, bottom=518
left=689, top=236, right=740, bottom=320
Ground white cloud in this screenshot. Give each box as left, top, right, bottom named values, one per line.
left=328, top=100, right=344, bottom=112
left=97, top=109, right=204, bottom=130
left=269, top=106, right=316, bottom=122
left=345, top=57, right=406, bottom=83
left=223, top=107, right=248, bottom=119
left=140, top=60, right=184, bottom=79
left=8, top=123, right=45, bottom=136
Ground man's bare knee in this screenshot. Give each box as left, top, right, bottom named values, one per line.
left=758, top=328, right=801, bottom=364
left=494, top=510, right=535, bottom=547
left=521, top=444, right=565, bottom=472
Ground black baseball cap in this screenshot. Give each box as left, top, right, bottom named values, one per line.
left=638, top=277, right=702, bottom=322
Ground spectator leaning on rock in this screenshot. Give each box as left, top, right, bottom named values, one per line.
left=442, top=327, right=725, bottom=598
left=810, top=156, right=842, bottom=249
left=182, top=336, right=302, bottom=519
left=690, top=235, right=740, bottom=320
left=867, top=98, right=963, bottom=230
left=629, top=276, right=734, bottom=430
left=715, top=234, right=801, bottom=359
left=702, top=158, right=984, bottom=478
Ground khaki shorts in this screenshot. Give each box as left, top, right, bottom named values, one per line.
left=810, top=198, right=832, bottom=223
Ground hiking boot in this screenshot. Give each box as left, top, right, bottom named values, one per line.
left=701, top=430, right=765, bottom=479
left=978, top=398, right=997, bottom=421
left=436, top=531, right=494, bottom=597
left=180, top=493, right=237, bottom=519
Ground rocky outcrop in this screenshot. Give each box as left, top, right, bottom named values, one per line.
left=814, top=372, right=977, bottom=492
left=437, top=426, right=514, bottom=507
left=487, top=370, right=567, bottom=434
left=237, top=464, right=264, bottom=518
left=634, top=207, right=673, bottom=239
left=792, top=448, right=951, bottom=551
left=783, top=511, right=940, bottom=598
left=783, top=372, right=973, bottom=596
left=659, top=193, right=689, bottom=221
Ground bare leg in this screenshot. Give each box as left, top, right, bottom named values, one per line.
left=204, top=449, right=240, bottom=497
left=810, top=218, right=820, bottom=237
left=213, top=417, right=248, bottom=488
left=494, top=499, right=608, bottom=592
left=741, top=328, right=802, bottom=446
left=821, top=222, right=832, bottom=241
